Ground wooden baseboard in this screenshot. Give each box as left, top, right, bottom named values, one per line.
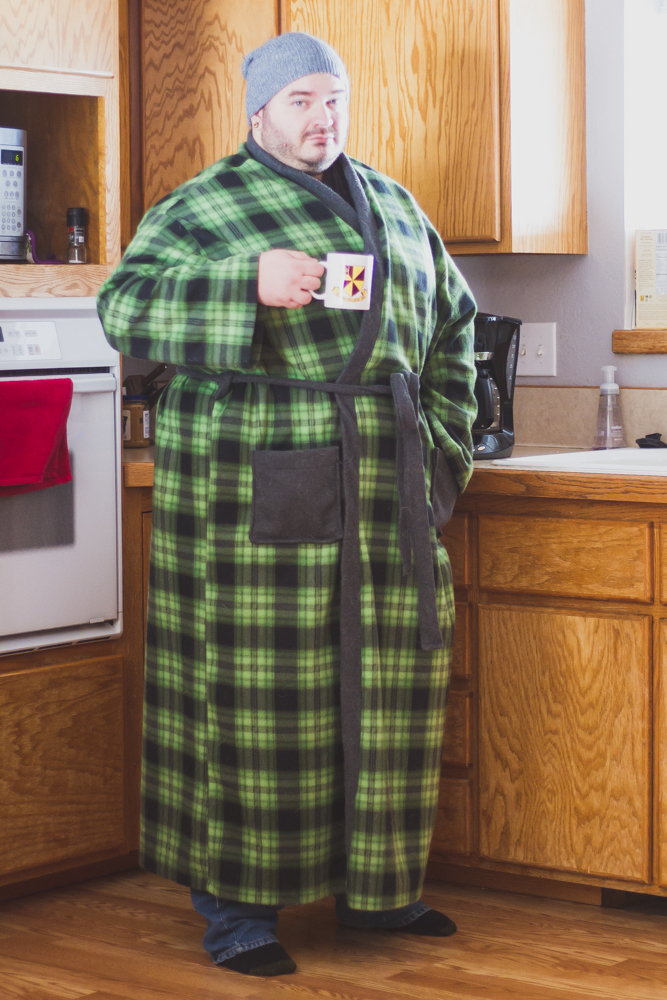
left=0, top=851, right=140, bottom=903
left=426, top=860, right=603, bottom=906
left=612, top=329, right=667, bottom=354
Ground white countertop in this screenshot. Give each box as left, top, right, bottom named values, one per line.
left=487, top=446, right=667, bottom=476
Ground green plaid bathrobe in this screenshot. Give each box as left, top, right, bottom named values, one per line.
left=98, top=137, right=476, bottom=911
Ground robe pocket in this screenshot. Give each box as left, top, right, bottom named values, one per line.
left=249, top=447, right=343, bottom=544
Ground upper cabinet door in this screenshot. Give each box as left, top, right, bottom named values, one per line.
left=141, top=0, right=277, bottom=209
left=284, top=0, right=502, bottom=245
left=0, top=0, right=116, bottom=77
left=132, top=0, right=585, bottom=253
left=284, top=0, right=586, bottom=255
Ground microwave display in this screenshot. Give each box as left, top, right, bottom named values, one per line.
left=1, top=149, right=23, bottom=166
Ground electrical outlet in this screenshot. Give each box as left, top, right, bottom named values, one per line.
left=516, top=322, right=557, bottom=377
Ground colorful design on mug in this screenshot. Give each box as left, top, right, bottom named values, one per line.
left=343, top=265, right=367, bottom=300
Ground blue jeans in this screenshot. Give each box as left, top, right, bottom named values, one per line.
left=191, top=890, right=430, bottom=963
left=191, top=890, right=285, bottom=963
left=334, top=894, right=430, bottom=929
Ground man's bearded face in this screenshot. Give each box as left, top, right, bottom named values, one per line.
left=251, top=73, right=349, bottom=176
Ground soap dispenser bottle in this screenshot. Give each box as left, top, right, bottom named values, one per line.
left=593, top=365, right=626, bottom=449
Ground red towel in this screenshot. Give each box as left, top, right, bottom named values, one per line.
left=0, top=378, right=73, bottom=496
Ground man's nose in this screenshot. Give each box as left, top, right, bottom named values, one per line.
left=310, top=102, right=334, bottom=128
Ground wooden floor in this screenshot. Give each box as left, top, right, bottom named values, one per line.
left=1, top=870, right=667, bottom=999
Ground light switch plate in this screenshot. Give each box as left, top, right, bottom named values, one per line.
left=516, top=322, right=557, bottom=376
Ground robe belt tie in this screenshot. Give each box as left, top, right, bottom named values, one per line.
left=177, top=367, right=443, bottom=651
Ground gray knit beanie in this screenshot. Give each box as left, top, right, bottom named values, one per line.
left=242, top=33, right=349, bottom=122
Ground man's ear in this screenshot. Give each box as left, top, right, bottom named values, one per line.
left=250, top=109, right=263, bottom=133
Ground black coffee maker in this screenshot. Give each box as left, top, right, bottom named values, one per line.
left=472, top=313, right=521, bottom=460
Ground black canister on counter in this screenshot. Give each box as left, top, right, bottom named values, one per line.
left=67, top=207, right=88, bottom=264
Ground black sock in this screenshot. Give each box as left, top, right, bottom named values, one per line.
left=221, top=942, right=296, bottom=976
left=389, top=909, right=457, bottom=937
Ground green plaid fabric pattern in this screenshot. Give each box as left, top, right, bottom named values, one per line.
left=98, top=143, right=476, bottom=909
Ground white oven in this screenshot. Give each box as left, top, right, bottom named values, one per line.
left=0, top=297, right=122, bottom=654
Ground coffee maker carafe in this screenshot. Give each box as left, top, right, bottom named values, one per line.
left=472, top=313, right=521, bottom=459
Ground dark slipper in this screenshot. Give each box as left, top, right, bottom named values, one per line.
left=221, top=942, right=297, bottom=976
left=388, top=909, right=457, bottom=937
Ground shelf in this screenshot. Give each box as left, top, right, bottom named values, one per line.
left=0, top=264, right=112, bottom=297
left=612, top=329, right=667, bottom=354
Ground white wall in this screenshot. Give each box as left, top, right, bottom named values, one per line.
left=453, top=0, right=667, bottom=389
left=624, top=0, right=667, bottom=329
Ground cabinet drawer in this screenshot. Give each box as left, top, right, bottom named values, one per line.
left=431, top=778, right=472, bottom=856
left=479, top=515, right=651, bottom=602
left=440, top=514, right=469, bottom=587
left=442, top=690, right=472, bottom=767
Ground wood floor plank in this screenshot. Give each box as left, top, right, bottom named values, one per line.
left=87, top=995, right=135, bottom=1000
left=612, top=958, right=667, bottom=980
left=2, top=871, right=667, bottom=1000
left=0, top=938, right=246, bottom=1000
left=0, top=971, right=94, bottom=1000
left=84, top=873, right=194, bottom=910
left=386, top=970, right=607, bottom=1000
left=433, top=887, right=665, bottom=944
left=0, top=955, right=240, bottom=1000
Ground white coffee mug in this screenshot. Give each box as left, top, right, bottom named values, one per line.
left=311, top=252, right=374, bottom=311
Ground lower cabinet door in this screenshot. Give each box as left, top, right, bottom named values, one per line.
left=0, top=655, right=125, bottom=880
left=432, top=777, right=473, bottom=856
left=658, top=621, right=667, bottom=887
left=478, top=606, right=650, bottom=882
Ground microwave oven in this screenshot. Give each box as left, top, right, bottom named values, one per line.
left=0, top=127, right=27, bottom=263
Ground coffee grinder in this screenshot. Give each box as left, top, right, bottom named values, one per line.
left=472, top=313, right=521, bottom=459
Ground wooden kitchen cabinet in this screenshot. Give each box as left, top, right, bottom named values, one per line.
left=479, top=606, right=650, bottom=881
left=0, top=477, right=149, bottom=902
left=0, top=0, right=141, bottom=903
left=284, top=0, right=587, bottom=254
left=137, top=0, right=585, bottom=253
left=140, top=0, right=277, bottom=210
left=0, top=0, right=120, bottom=296
left=0, top=0, right=116, bottom=78
left=0, top=656, right=127, bottom=878
left=431, top=469, right=667, bottom=900
left=286, top=0, right=502, bottom=245
left=658, top=619, right=667, bottom=888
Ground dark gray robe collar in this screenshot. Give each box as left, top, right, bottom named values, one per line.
left=247, top=131, right=360, bottom=235
left=246, top=132, right=385, bottom=385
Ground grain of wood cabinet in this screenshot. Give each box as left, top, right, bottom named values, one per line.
left=0, top=482, right=148, bottom=902
left=0, top=0, right=146, bottom=903
left=431, top=469, right=667, bottom=899
left=284, top=0, right=587, bottom=254
left=0, top=656, right=126, bottom=877
left=138, top=0, right=585, bottom=253
left=0, top=0, right=121, bottom=296
left=141, top=0, right=278, bottom=210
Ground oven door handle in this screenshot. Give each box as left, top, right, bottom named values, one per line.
left=71, top=374, right=117, bottom=394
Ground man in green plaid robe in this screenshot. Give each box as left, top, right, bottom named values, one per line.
left=98, top=32, right=476, bottom=977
